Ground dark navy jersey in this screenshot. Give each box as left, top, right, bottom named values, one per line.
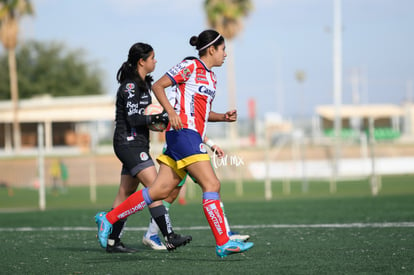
left=113, top=80, right=152, bottom=147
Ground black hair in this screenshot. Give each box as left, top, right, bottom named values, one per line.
left=116, top=42, right=154, bottom=90
left=189, top=29, right=225, bottom=56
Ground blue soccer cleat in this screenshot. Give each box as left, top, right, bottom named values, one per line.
left=95, top=212, right=112, bottom=248
left=216, top=240, right=254, bottom=258
left=142, top=234, right=167, bottom=250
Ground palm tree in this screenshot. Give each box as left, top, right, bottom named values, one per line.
left=0, top=0, right=34, bottom=151
left=204, top=0, right=252, bottom=196
left=204, top=0, right=252, bottom=142
left=204, top=0, right=252, bottom=38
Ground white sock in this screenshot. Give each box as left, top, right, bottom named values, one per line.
left=220, top=201, right=231, bottom=235
left=145, top=218, right=160, bottom=238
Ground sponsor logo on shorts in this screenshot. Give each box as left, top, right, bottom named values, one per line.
left=140, top=152, right=149, bottom=161
left=199, top=143, right=207, bottom=153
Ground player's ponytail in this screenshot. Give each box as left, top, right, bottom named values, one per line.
left=190, top=29, right=224, bottom=56
left=116, top=42, right=154, bottom=90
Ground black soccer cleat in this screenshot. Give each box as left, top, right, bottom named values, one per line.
left=106, top=240, right=137, bottom=253
left=165, top=233, right=192, bottom=251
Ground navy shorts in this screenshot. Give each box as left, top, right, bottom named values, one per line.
left=157, top=129, right=210, bottom=179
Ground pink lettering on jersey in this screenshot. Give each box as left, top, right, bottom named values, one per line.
left=195, top=68, right=209, bottom=84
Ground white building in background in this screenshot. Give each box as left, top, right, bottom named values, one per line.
left=0, top=95, right=115, bottom=153
left=1, top=93, right=412, bottom=156
left=315, top=104, right=405, bottom=140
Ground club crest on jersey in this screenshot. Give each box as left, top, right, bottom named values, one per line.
left=199, top=143, right=207, bottom=153
left=140, top=152, right=149, bottom=161
left=180, top=68, right=192, bottom=80
left=125, top=83, right=135, bottom=98
left=126, top=83, right=135, bottom=91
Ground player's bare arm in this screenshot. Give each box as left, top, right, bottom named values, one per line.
left=152, top=75, right=183, bottom=130
left=208, top=110, right=237, bottom=122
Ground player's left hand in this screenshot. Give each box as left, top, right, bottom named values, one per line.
left=211, top=145, right=225, bottom=158
left=224, top=109, right=237, bottom=122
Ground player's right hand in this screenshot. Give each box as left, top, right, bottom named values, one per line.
left=168, top=111, right=183, bottom=130
left=224, top=109, right=237, bottom=122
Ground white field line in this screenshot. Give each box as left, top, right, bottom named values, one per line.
left=0, top=222, right=413, bottom=232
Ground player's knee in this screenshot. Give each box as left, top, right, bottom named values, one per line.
left=157, top=190, right=170, bottom=200
left=202, top=178, right=220, bottom=192
left=167, top=187, right=180, bottom=202
left=212, top=180, right=221, bottom=192
left=149, top=185, right=172, bottom=201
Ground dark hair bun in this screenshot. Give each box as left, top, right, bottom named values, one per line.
left=189, top=36, right=198, bottom=47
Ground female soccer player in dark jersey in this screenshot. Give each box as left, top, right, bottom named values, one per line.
left=96, top=42, right=191, bottom=252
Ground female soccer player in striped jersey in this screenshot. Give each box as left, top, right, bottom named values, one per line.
left=95, top=29, right=253, bottom=257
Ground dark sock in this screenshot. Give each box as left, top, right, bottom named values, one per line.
left=149, top=205, right=173, bottom=238
left=109, top=218, right=127, bottom=242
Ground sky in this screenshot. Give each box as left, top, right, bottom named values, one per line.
left=8, top=0, right=414, bottom=119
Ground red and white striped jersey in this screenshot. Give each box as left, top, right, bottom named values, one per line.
left=166, top=57, right=217, bottom=139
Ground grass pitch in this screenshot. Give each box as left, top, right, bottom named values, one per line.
left=0, top=175, right=413, bottom=274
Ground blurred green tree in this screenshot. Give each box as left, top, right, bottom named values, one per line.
left=0, top=40, right=105, bottom=99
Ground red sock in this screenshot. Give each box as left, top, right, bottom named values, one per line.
left=106, top=189, right=147, bottom=224
left=203, top=199, right=230, bottom=246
